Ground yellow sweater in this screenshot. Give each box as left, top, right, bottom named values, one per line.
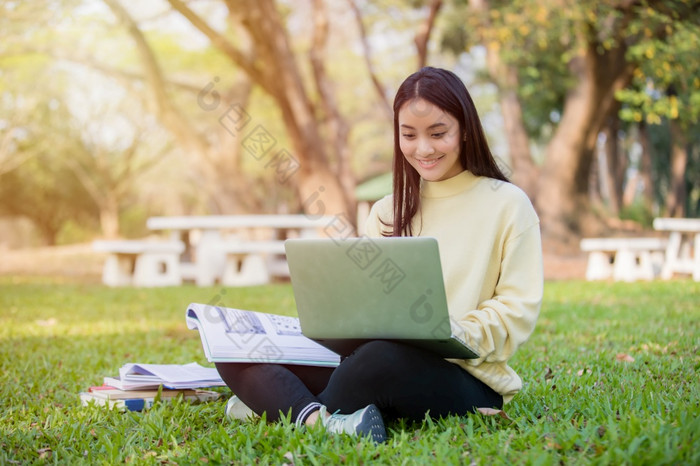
left=364, top=170, right=543, bottom=403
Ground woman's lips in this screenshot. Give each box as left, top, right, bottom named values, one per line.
left=416, top=155, right=445, bottom=168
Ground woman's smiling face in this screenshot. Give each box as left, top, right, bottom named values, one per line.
left=398, top=98, right=464, bottom=182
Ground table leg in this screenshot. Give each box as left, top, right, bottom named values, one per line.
left=613, top=248, right=637, bottom=282
left=661, top=231, right=682, bottom=280
left=585, top=251, right=612, bottom=281
left=102, top=253, right=135, bottom=287
left=694, top=233, right=700, bottom=282
left=195, top=230, right=225, bottom=286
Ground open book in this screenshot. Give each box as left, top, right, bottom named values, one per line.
left=186, top=303, right=341, bottom=367
left=104, top=362, right=226, bottom=390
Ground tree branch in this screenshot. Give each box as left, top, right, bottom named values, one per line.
left=309, top=0, right=354, bottom=203
left=346, top=0, right=392, bottom=118
left=0, top=127, right=33, bottom=176
left=415, top=0, right=443, bottom=69
left=103, top=0, right=211, bottom=158
left=309, top=0, right=333, bottom=123
left=62, top=151, right=107, bottom=208
left=165, top=0, right=269, bottom=92
left=1, top=47, right=207, bottom=96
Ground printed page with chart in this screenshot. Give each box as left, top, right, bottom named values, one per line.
left=186, top=303, right=341, bottom=367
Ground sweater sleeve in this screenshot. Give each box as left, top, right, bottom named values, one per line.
left=460, top=221, right=543, bottom=366
left=363, top=196, right=392, bottom=238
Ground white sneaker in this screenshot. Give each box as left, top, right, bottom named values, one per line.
left=225, top=395, right=258, bottom=420
left=319, top=404, right=386, bottom=443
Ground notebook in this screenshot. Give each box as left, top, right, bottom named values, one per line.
left=284, top=236, right=479, bottom=359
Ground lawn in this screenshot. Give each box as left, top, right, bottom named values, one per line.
left=1, top=277, right=698, bottom=465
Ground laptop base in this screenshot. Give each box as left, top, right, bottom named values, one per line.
left=313, top=337, right=479, bottom=360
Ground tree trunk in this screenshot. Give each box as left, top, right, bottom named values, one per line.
left=37, top=223, right=60, bottom=246
left=235, top=0, right=355, bottom=224
left=276, top=95, right=355, bottom=225
left=589, top=139, right=604, bottom=207
left=309, top=0, right=356, bottom=220
left=536, top=36, right=634, bottom=242
left=485, top=49, right=539, bottom=199
left=199, top=77, right=257, bottom=214
left=638, top=122, right=655, bottom=211
left=602, top=112, right=626, bottom=215
left=99, top=194, right=121, bottom=239
left=667, top=119, right=687, bottom=217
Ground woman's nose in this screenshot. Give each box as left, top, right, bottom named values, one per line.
left=416, top=137, right=435, bottom=157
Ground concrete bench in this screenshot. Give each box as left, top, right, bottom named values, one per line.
left=218, top=241, right=287, bottom=286
left=580, top=237, right=667, bottom=282
left=653, top=218, right=700, bottom=281
left=93, top=240, right=185, bottom=287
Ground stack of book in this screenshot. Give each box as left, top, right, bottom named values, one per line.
left=79, top=387, right=221, bottom=411
left=80, top=362, right=225, bottom=411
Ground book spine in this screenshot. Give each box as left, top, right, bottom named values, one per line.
left=80, top=391, right=220, bottom=411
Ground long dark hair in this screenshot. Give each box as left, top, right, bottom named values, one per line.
left=387, top=67, right=509, bottom=237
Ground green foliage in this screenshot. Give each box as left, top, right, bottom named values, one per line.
left=0, top=151, right=100, bottom=245
left=1, top=278, right=698, bottom=464
left=615, top=1, right=700, bottom=215
left=440, top=0, right=595, bottom=140
left=618, top=201, right=655, bottom=228
left=637, top=119, right=700, bottom=217
left=55, top=219, right=99, bottom=246
left=619, top=8, right=700, bottom=129
left=441, top=0, right=700, bottom=146
left=118, top=204, right=150, bottom=239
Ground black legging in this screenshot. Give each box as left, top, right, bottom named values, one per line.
left=215, top=340, right=502, bottom=423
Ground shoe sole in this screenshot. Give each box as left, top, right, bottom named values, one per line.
left=226, top=396, right=258, bottom=420
left=355, top=404, right=387, bottom=443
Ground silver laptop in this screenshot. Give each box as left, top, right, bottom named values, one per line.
left=284, top=236, right=479, bottom=359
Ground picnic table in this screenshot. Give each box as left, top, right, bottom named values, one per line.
left=146, top=214, right=339, bottom=286
left=653, top=217, right=700, bottom=281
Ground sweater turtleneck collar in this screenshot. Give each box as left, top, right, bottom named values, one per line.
left=421, top=170, right=479, bottom=199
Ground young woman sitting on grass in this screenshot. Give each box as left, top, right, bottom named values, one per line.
left=215, top=66, right=543, bottom=443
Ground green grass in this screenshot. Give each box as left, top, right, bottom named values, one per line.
left=1, top=276, right=698, bottom=465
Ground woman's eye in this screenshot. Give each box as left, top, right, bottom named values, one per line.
left=402, top=134, right=415, bottom=139
left=432, top=132, right=446, bottom=138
